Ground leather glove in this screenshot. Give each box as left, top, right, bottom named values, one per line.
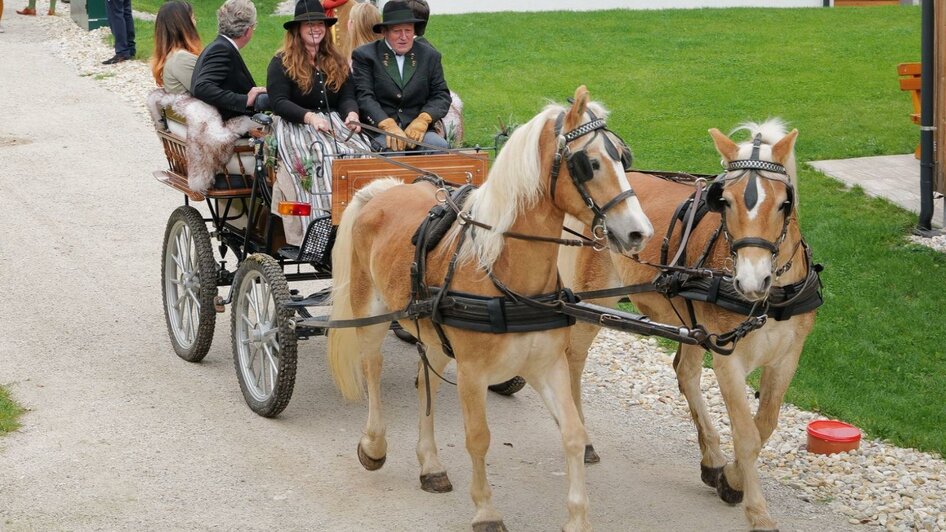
left=404, top=112, right=433, bottom=148
left=378, top=118, right=407, bottom=152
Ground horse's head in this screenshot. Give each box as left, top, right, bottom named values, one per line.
left=707, top=120, right=799, bottom=301
left=547, top=86, right=653, bottom=254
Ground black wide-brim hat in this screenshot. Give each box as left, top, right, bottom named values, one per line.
left=372, top=0, right=424, bottom=34
left=283, top=0, right=337, bottom=30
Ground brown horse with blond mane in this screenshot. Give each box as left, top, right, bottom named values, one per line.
left=561, top=119, right=820, bottom=531
left=328, top=86, right=653, bottom=532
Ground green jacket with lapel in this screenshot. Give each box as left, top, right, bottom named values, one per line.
left=352, top=39, right=451, bottom=130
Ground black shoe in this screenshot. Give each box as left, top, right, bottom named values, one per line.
left=102, top=54, right=128, bottom=65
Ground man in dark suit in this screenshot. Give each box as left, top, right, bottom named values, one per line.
left=351, top=0, right=451, bottom=152
left=191, top=0, right=267, bottom=121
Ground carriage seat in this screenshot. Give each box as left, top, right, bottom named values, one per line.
left=147, top=89, right=267, bottom=197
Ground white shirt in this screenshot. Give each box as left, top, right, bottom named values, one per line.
left=384, top=40, right=406, bottom=77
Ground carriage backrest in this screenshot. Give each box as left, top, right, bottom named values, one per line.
left=330, top=152, right=489, bottom=220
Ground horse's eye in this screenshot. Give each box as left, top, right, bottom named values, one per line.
left=591, top=160, right=600, bottom=171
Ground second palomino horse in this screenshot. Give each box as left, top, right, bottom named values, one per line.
left=328, top=86, right=653, bottom=531
left=561, top=119, right=822, bottom=531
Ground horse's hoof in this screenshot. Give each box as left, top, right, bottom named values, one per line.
left=584, top=444, right=601, bottom=464
left=750, top=529, right=779, bottom=532
left=701, top=464, right=723, bottom=488
left=420, top=472, right=453, bottom=493
left=472, top=521, right=508, bottom=532
left=715, top=468, right=744, bottom=505
left=357, top=443, right=386, bottom=471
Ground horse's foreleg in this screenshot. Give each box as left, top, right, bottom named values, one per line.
left=673, top=343, right=727, bottom=486
left=715, top=361, right=777, bottom=531
left=566, top=322, right=601, bottom=464
left=416, top=344, right=453, bottom=493
left=755, top=353, right=801, bottom=444
left=357, top=323, right=390, bottom=471
left=456, top=364, right=505, bottom=531
left=528, top=355, right=591, bottom=532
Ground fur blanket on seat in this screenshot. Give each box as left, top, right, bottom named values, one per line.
left=146, top=89, right=258, bottom=194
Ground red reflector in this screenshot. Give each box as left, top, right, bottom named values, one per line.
left=278, top=202, right=311, bottom=216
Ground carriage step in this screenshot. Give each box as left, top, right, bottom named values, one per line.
left=277, top=246, right=303, bottom=261
left=286, top=288, right=332, bottom=308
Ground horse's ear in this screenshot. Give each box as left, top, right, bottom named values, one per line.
left=565, top=85, right=590, bottom=130
left=709, top=128, right=739, bottom=163
left=771, top=129, right=799, bottom=165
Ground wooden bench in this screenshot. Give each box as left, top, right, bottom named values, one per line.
left=330, top=152, right=489, bottom=220
left=898, top=61, right=922, bottom=158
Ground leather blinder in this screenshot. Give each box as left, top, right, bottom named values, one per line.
left=783, top=185, right=795, bottom=213
left=567, top=150, right=594, bottom=183
left=706, top=181, right=726, bottom=213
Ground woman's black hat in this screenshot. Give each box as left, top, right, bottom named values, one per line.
left=372, top=1, right=424, bottom=34
left=283, top=0, right=337, bottom=30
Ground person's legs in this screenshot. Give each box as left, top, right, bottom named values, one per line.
left=48, top=0, right=56, bottom=15
left=121, top=0, right=135, bottom=56
left=0, top=0, right=4, bottom=30
left=104, top=0, right=132, bottom=57
left=17, top=0, right=37, bottom=15
left=421, top=131, right=449, bottom=151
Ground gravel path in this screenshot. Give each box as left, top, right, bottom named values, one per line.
left=1, top=9, right=944, bottom=532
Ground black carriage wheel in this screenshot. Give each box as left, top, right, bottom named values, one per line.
left=231, top=254, right=298, bottom=417
left=488, top=376, right=527, bottom=396
left=162, top=205, right=219, bottom=363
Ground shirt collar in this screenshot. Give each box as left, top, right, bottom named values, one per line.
left=222, top=35, right=239, bottom=50
left=384, top=39, right=411, bottom=57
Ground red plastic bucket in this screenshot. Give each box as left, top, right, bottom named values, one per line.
left=806, top=420, right=862, bottom=455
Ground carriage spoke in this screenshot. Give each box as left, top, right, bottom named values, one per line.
left=262, top=343, right=278, bottom=391
left=177, top=230, right=191, bottom=269
left=185, top=298, right=198, bottom=340
left=171, top=249, right=186, bottom=274
left=254, top=345, right=266, bottom=389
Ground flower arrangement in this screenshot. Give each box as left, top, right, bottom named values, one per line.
left=292, top=155, right=317, bottom=191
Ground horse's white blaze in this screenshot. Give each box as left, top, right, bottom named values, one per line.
left=609, top=160, right=653, bottom=249
left=746, top=179, right=766, bottom=221
left=734, top=253, right=772, bottom=296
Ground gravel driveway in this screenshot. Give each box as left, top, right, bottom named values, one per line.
left=0, top=11, right=930, bottom=532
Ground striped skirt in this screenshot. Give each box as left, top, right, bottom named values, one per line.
left=272, top=113, right=373, bottom=246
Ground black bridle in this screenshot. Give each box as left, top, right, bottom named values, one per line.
left=705, top=133, right=797, bottom=274
left=549, top=111, right=636, bottom=242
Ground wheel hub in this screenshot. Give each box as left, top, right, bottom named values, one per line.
left=249, top=322, right=275, bottom=347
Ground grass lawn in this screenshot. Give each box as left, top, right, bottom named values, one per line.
left=0, top=387, right=23, bottom=435
left=88, top=5, right=945, bottom=457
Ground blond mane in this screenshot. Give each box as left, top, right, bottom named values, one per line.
left=454, top=101, right=609, bottom=270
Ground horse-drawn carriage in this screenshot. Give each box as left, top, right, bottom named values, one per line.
left=150, top=98, right=515, bottom=417
left=150, top=87, right=823, bottom=532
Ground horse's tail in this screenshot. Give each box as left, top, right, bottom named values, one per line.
left=328, top=177, right=402, bottom=401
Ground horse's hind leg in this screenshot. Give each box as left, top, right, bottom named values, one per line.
left=357, top=322, right=391, bottom=471
left=456, top=363, right=506, bottom=531
left=715, top=359, right=777, bottom=531
left=566, top=322, right=602, bottom=464
left=527, top=355, right=591, bottom=532
left=673, top=343, right=727, bottom=487
left=416, top=343, right=453, bottom=493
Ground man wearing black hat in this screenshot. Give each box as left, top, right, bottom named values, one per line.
left=191, top=0, right=267, bottom=120
left=351, top=0, right=451, bottom=152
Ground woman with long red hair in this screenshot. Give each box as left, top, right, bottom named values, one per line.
left=150, top=1, right=203, bottom=94
left=267, top=0, right=371, bottom=245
